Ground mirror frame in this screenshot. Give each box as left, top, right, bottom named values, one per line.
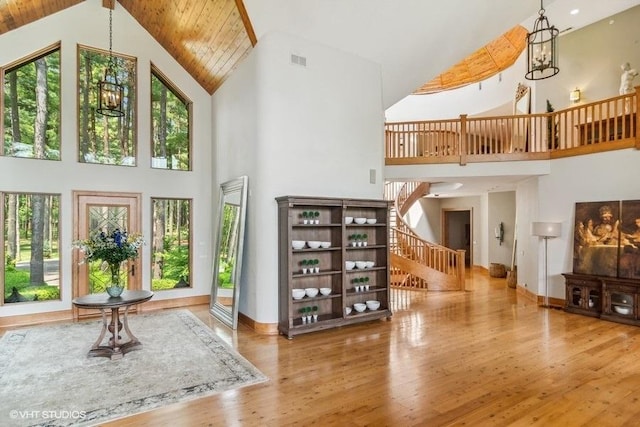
left=210, top=176, right=248, bottom=329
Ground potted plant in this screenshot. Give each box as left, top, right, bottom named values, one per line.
left=312, top=306, right=319, bottom=322
left=362, top=233, right=368, bottom=246
left=363, top=276, right=370, bottom=290
left=312, top=258, right=320, bottom=273
left=302, top=211, right=310, bottom=224
left=313, top=211, right=320, bottom=224
left=300, top=259, right=309, bottom=274
left=299, top=307, right=307, bottom=324
left=349, top=234, right=358, bottom=247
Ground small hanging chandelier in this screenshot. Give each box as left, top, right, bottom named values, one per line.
left=525, top=0, right=559, bottom=80
left=97, top=0, right=124, bottom=117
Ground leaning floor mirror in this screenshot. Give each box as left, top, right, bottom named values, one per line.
left=210, top=176, right=248, bottom=329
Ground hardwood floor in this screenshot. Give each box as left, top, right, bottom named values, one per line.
left=11, top=267, right=640, bottom=426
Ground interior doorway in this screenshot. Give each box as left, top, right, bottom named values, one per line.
left=443, top=209, right=472, bottom=267
left=72, top=191, right=142, bottom=318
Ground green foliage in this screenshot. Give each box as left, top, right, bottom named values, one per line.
left=151, top=278, right=181, bottom=290
left=4, top=269, right=59, bottom=302
left=218, top=259, right=234, bottom=289
left=161, top=245, right=189, bottom=281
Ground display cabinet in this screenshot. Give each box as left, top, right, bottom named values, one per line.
left=601, top=277, right=640, bottom=326
left=276, top=196, right=392, bottom=339
left=562, top=273, right=602, bottom=317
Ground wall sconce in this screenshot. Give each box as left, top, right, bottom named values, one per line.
left=494, top=222, right=504, bottom=245
left=569, top=88, right=581, bottom=103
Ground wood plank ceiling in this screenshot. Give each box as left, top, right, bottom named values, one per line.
left=0, top=0, right=256, bottom=94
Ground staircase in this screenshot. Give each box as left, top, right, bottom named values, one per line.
left=384, top=182, right=466, bottom=291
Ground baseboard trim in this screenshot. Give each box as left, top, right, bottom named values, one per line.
left=0, top=309, right=72, bottom=329
left=238, top=312, right=279, bottom=335
left=142, top=295, right=210, bottom=312
left=516, top=285, right=564, bottom=308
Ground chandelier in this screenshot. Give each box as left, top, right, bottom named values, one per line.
left=525, top=0, right=559, bottom=80
left=97, top=0, right=124, bottom=117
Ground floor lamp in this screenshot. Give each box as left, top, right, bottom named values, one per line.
left=531, top=222, right=562, bottom=308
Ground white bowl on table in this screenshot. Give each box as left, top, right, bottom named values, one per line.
left=345, top=216, right=354, bottom=224
left=292, top=240, right=306, bottom=250
left=366, top=218, right=377, bottom=224
left=353, top=303, right=367, bottom=313
left=305, top=287, right=319, bottom=298
left=307, top=241, right=321, bottom=249
left=345, top=261, right=355, bottom=270
left=355, top=261, right=367, bottom=269
left=366, top=300, right=380, bottom=311
left=354, top=217, right=367, bottom=225
left=292, top=289, right=305, bottom=300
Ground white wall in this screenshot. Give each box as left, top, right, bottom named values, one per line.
left=212, top=31, right=385, bottom=324
left=0, top=0, right=212, bottom=317
left=488, top=191, right=516, bottom=268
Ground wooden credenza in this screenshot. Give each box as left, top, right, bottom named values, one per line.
left=563, top=273, right=640, bottom=326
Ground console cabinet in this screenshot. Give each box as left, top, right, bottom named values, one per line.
left=563, top=273, right=640, bottom=326
left=276, top=196, right=392, bottom=339
left=563, top=273, right=602, bottom=317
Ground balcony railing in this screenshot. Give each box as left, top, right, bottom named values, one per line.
left=385, top=87, right=639, bottom=165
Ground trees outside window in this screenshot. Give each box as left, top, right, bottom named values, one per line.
left=151, top=66, right=191, bottom=170
left=151, top=198, right=191, bottom=290
left=2, top=44, right=61, bottom=160
left=77, top=45, right=136, bottom=166
left=2, top=193, right=61, bottom=303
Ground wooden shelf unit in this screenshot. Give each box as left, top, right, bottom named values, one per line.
left=277, top=196, right=392, bottom=339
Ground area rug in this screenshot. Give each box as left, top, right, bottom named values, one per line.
left=0, top=310, right=267, bottom=427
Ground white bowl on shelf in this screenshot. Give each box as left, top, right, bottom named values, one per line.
left=345, top=306, right=352, bottom=315
left=345, top=216, right=354, bottom=224
left=355, top=261, right=367, bottom=269
left=320, top=241, right=331, bottom=248
left=353, top=303, right=367, bottom=313
left=366, top=300, right=380, bottom=310
left=307, top=241, right=321, bottom=249
left=292, top=240, right=306, bottom=250
left=614, top=305, right=631, bottom=315
left=354, top=217, right=367, bottom=224
left=320, top=287, right=332, bottom=296
left=345, top=261, right=355, bottom=270
left=365, top=261, right=375, bottom=268
left=366, top=218, right=377, bottom=224
left=305, top=287, right=319, bottom=298
left=292, top=289, right=305, bottom=300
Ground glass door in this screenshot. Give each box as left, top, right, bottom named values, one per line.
left=73, top=192, right=141, bottom=318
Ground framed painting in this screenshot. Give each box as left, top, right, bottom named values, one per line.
left=573, top=201, right=620, bottom=277
left=619, top=200, right=640, bottom=279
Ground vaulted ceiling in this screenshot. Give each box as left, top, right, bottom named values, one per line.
left=1, top=0, right=639, bottom=105
left=0, top=0, right=256, bottom=94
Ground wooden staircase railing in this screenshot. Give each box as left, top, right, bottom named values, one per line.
left=384, top=182, right=466, bottom=291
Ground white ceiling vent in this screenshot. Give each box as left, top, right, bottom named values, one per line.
left=290, top=54, right=307, bottom=67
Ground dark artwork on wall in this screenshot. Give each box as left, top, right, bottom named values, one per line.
left=573, top=200, right=640, bottom=279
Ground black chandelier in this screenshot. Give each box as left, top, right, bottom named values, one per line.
left=97, top=0, right=124, bottom=117
left=525, top=0, right=559, bottom=80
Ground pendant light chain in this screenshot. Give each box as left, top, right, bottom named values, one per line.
left=97, top=0, right=125, bottom=117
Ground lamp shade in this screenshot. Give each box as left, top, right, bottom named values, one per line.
left=531, top=222, right=561, bottom=237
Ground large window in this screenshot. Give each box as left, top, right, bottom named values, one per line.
left=2, top=193, right=61, bottom=303
left=77, top=45, right=136, bottom=166
left=2, top=44, right=61, bottom=160
left=151, top=66, right=191, bottom=170
left=151, top=198, right=191, bottom=290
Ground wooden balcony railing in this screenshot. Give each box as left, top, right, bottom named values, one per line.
left=385, top=181, right=465, bottom=291
left=385, top=87, right=639, bottom=165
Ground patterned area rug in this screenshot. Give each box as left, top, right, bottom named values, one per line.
left=0, top=310, right=267, bottom=426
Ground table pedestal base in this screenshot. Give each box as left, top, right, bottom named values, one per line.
left=89, top=305, right=142, bottom=360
